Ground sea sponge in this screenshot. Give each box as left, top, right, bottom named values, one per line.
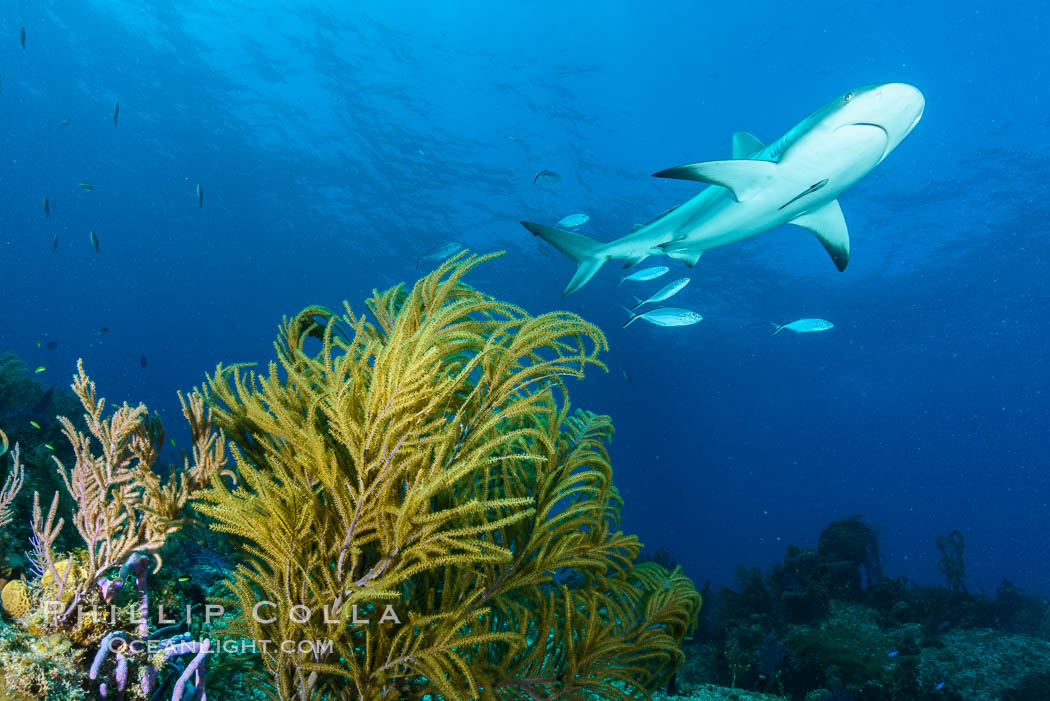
left=1, top=579, right=32, bottom=620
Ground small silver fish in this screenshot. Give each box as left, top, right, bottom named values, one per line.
left=43, top=197, right=50, bottom=217
left=197, top=184, right=203, bottom=207
left=619, top=266, right=669, bottom=287
left=555, top=213, right=589, bottom=228
left=79, top=181, right=94, bottom=192
left=113, top=101, right=119, bottom=127
left=89, top=230, right=100, bottom=254
left=19, top=27, right=26, bottom=51
left=416, top=240, right=462, bottom=269
left=770, top=318, right=834, bottom=335
left=622, top=307, right=703, bottom=328
left=61, top=117, right=71, bottom=126
left=52, top=233, right=58, bottom=251
left=533, top=169, right=562, bottom=185
left=631, top=277, right=690, bottom=310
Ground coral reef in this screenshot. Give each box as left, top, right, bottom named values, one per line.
left=816, top=515, right=881, bottom=595
left=196, top=252, right=702, bottom=699
left=0, top=624, right=88, bottom=700
left=936, top=529, right=966, bottom=595
left=28, top=361, right=226, bottom=622
left=1, top=254, right=700, bottom=699
left=0, top=359, right=229, bottom=699
left=677, top=517, right=1050, bottom=701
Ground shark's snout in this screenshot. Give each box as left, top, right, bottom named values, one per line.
left=856, top=83, right=924, bottom=161
left=884, top=82, right=925, bottom=126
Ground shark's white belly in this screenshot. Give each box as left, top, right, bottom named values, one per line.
left=663, top=123, right=889, bottom=253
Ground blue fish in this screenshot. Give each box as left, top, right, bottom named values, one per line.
left=887, top=650, right=899, bottom=658
left=619, top=266, right=669, bottom=287
left=533, top=169, right=562, bottom=185
left=555, top=212, right=589, bottom=228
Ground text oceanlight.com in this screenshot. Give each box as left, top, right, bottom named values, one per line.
left=103, top=637, right=338, bottom=656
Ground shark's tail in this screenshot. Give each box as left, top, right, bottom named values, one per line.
left=770, top=322, right=784, bottom=336
left=521, top=221, right=606, bottom=295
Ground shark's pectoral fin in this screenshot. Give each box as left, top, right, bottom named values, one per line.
left=789, top=200, right=850, bottom=271
left=663, top=249, right=704, bottom=267
left=732, top=131, right=766, bottom=159
left=652, top=159, right=776, bottom=202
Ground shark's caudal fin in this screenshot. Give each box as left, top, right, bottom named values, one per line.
left=788, top=199, right=850, bottom=271
left=770, top=322, right=785, bottom=335
left=521, top=221, right=606, bottom=295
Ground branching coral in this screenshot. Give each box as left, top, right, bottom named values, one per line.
left=30, top=361, right=228, bottom=621
left=0, top=445, right=24, bottom=530
left=196, top=252, right=701, bottom=699
left=1, top=362, right=231, bottom=700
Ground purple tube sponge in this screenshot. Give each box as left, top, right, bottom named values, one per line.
left=171, top=638, right=211, bottom=701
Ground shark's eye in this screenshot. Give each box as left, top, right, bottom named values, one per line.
left=844, top=91, right=855, bottom=102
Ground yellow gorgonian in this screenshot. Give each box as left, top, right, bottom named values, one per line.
left=196, top=252, right=701, bottom=700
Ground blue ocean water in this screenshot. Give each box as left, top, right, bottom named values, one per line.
left=0, top=0, right=1046, bottom=600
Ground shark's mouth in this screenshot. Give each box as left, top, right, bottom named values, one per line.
left=851, top=122, right=890, bottom=134
left=837, top=122, right=891, bottom=164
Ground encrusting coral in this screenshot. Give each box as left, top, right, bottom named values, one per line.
left=196, top=252, right=701, bottom=699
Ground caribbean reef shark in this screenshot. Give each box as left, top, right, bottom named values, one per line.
left=522, top=83, right=924, bottom=295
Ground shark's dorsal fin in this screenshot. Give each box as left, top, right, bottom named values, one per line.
left=732, top=131, right=765, bottom=159
left=652, top=160, right=776, bottom=202
left=789, top=200, right=850, bottom=271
